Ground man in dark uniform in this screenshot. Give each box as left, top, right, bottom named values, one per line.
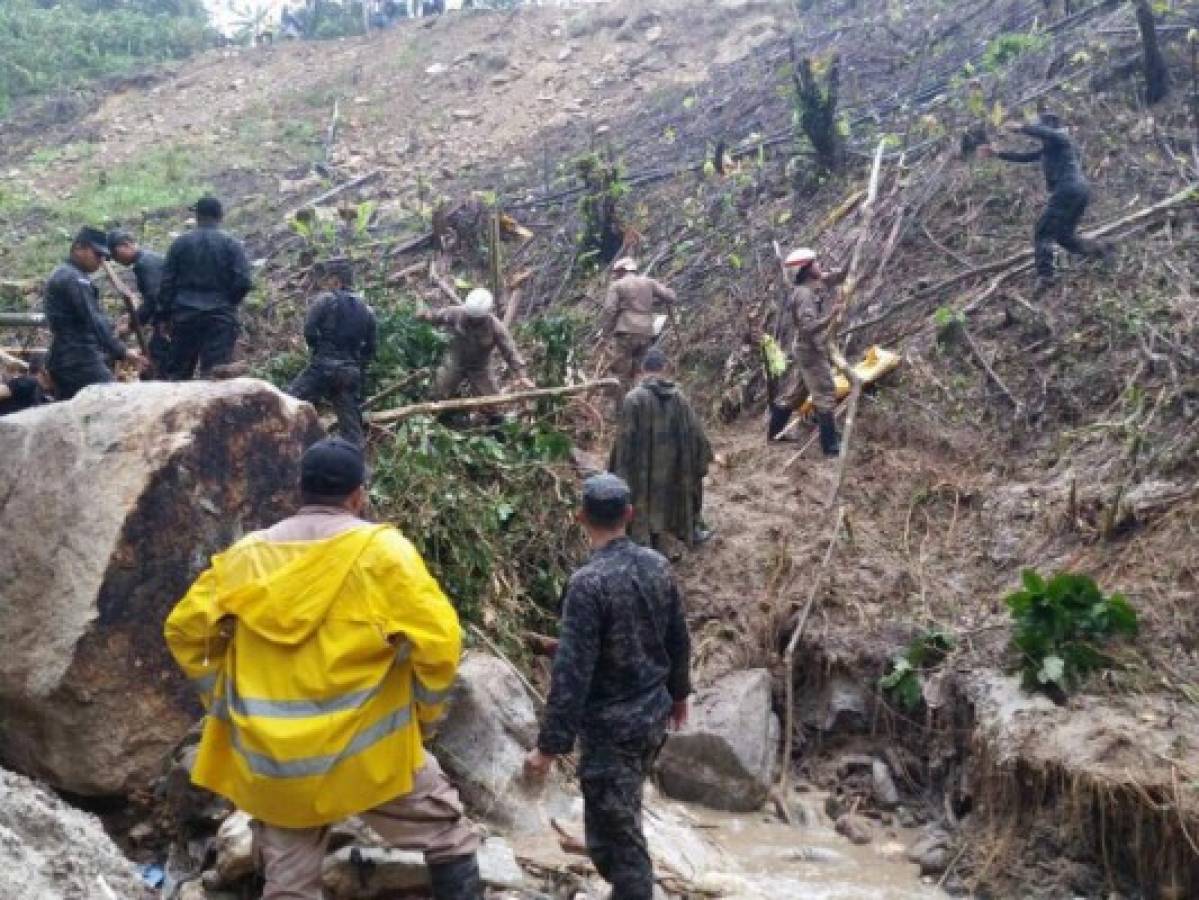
left=525, top=473, right=692, bottom=900
left=160, top=196, right=253, bottom=380
left=979, top=114, right=1111, bottom=293
left=43, top=227, right=144, bottom=399
left=0, top=353, right=52, bottom=415
left=108, top=230, right=171, bottom=377
left=287, top=259, right=377, bottom=447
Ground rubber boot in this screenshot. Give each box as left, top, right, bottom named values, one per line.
left=817, top=410, right=841, bottom=458
left=767, top=403, right=794, bottom=442
left=428, top=853, right=482, bottom=900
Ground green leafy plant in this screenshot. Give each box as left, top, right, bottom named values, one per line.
left=1005, top=570, right=1138, bottom=694
left=880, top=631, right=955, bottom=711
left=982, top=32, right=1050, bottom=72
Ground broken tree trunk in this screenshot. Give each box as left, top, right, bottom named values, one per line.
left=790, top=41, right=843, bottom=173
left=369, top=379, right=619, bottom=425
left=1131, top=0, right=1171, bottom=104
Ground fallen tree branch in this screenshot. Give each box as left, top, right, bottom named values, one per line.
left=363, top=368, right=428, bottom=410
left=0, top=348, right=29, bottom=371
left=959, top=324, right=1023, bottom=413
left=0, top=312, right=47, bottom=327
left=101, top=260, right=150, bottom=361
left=288, top=169, right=381, bottom=219
left=369, top=378, right=619, bottom=425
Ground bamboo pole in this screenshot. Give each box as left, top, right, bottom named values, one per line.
left=369, top=378, right=619, bottom=425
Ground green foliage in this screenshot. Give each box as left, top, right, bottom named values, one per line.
left=982, top=32, right=1050, bottom=72
left=370, top=416, right=580, bottom=632
left=0, top=0, right=212, bottom=116
left=520, top=314, right=579, bottom=390
left=1005, top=570, right=1139, bottom=694
left=574, top=152, right=627, bottom=268
left=880, top=631, right=955, bottom=712
left=252, top=349, right=307, bottom=388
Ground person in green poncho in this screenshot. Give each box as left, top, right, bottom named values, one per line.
left=609, top=348, right=713, bottom=552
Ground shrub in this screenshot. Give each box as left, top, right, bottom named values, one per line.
left=880, top=630, right=955, bottom=711
left=982, top=32, right=1050, bottom=72
left=1005, top=570, right=1138, bottom=694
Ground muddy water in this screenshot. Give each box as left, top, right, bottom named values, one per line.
left=690, top=798, right=947, bottom=900
left=509, top=784, right=947, bottom=899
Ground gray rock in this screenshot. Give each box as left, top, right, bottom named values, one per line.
left=0, top=766, right=153, bottom=898
left=834, top=813, right=874, bottom=846
left=871, top=759, right=901, bottom=808
left=656, top=669, right=779, bottom=812
left=431, top=653, right=539, bottom=826
left=213, top=811, right=254, bottom=886
left=322, top=837, right=523, bottom=898
left=0, top=380, right=319, bottom=795
left=820, top=675, right=868, bottom=732
left=907, top=827, right=952, bottom=875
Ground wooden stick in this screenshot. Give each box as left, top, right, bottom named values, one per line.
left=502, top=287, right=522, bottom=329
left=779, top=505, right=846, bottom=803
left=960, top=325, right=1023, bottom=413
left=101, top=260, right=150, bottom=360
left=0, top=348, right=29, bottom=372
left=781, top=401, right=849, bottom=470
left=467, top=624, right=546, bottom=707
left=363, top=368, right=428, bottom=410
left=0, top=313, right=45, bottom=327
left=369, top=378, right=619, bottom=425
left=288, top=170, right=381, bottom=219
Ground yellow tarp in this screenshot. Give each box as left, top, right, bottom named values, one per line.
left=799, top=345, right=901, bottom=416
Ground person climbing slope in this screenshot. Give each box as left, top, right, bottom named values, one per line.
left=978, top=113, right=1112, bottom=295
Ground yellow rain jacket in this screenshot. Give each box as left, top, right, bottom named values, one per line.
left=163, top=524, right=462, bottom=828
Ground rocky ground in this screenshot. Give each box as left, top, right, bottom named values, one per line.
left=2, top=0, right=1199, bottom=897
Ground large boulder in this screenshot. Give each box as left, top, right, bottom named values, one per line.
left=430, top=652, right=541, bottom=827
left=0, top=380, right=320, bottom=796
left=655, top=669, right=780, bottom=812
left=0, top=766, right=153, bottom=899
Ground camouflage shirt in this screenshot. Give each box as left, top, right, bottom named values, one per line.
left=538, top=537, right=692, bottom=755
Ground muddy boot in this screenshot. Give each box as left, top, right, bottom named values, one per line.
left=816, top=410, right=841, bottom=458
left=1032, top=276, right=1055, bottom=300
left=767, top=403, right=795, bottom=442
left=428, top=853, right=482, bottom=900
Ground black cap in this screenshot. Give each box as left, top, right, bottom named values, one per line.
left=581, top=472, right=631, bottom=525
left=314, top=257, right=354, bottom=286
left=107, top=229, right=135, bottom=252
left=642, top=347, right=668, bottom=373
left=301, top=437, right=366, bottom=497
left=74, top=226, right=111, bottom=258
left=193, top=196, right=223, bottom=220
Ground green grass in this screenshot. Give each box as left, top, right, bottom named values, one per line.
left=0, top=146, right=212, bottom=280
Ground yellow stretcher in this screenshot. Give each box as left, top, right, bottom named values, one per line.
left=798, top=345, right=901, bottom=416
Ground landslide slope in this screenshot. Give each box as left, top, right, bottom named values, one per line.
left=2, top=0, right=1198, bottom=895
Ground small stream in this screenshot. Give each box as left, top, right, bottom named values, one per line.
left=509, top=783, right=947, bottom=899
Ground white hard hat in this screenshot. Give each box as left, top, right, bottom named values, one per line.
left=612, top=257, right=639, bottom=273
left=463, top=288, right=494, bottom=318
left=785, top=247, right=817, bottom=269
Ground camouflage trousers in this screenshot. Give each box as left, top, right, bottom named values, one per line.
left=777, top=336, right=837, bottom=414
left=578, top=722, right=667, bottom=900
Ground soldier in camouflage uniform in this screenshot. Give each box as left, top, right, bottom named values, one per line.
left=525, top=474, right=692, bottom=900
left=287, top=259, right=377, bottom=447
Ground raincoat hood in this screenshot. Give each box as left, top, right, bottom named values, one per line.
left=214, top=525, right=387, bottom=646
left=642, top=376, right=678, bottom=400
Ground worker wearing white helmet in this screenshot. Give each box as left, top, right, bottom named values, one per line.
left=417, top=288, right=534, bottom=410
left=602, top=256, right=677, bottom=406
left=769, top=246, right=848, bottom=456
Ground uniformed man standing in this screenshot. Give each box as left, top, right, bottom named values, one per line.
left=978, top=113, right=1111, bottom=294
left=287, top=259, right=377, bottom=447
left=768, top=247, right=846, bottom=456
left=524, top=473, right=692, bottom=900
left=602, top=258, right=677, bottom=401
left=418, top=288, right=533, bottom=401
left=43, top=227, right=144, bottom=399
left=108, top=230, right=171, bottom=376
left=160, top=196, right=253, bottom=379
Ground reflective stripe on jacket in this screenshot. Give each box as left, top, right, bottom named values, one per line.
left=164, top=524, right=462, bottom=828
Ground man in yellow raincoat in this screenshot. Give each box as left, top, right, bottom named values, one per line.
left=164, top=437, right=482, bottom=900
